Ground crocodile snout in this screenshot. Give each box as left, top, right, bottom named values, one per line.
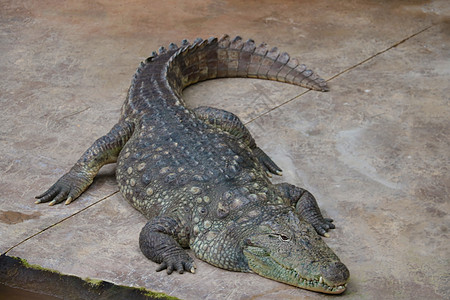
left=320, top=261, right=350, bottom=286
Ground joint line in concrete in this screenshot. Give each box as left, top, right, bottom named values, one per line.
left=3, top=190, right=119, bottom=255
left=244, top=24, right=435, bottom=126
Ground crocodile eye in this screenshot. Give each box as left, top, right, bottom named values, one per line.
left=279, top=234, right=290, bottom=241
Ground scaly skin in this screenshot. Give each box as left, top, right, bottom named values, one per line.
left=36, top=35, right=349, bottom=294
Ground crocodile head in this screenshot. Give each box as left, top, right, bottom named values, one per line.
left=242, top=206, right=349, bottom=294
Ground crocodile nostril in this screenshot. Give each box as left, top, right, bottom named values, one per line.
left=320, top=261, right=350, bottom=286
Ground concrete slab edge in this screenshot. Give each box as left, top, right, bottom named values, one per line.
left=0, top=254, right=178, bottom=300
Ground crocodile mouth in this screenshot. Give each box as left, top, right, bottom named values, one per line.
left=272, top=258, right=347, bottom=294
left=244, top=247, right=348, bottom=294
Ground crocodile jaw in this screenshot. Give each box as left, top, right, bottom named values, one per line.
left=243, top=246, right=348, bottom=294
left=243, top=246, right=347, bottom=294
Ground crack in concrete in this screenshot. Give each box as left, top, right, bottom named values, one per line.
left=244, top=24, right=435, bottom=126
left=58, top=106, right=90, bottom=121
left=3, top=190, right=119, bottom=255
left=326, top=24, right=435, bottom=82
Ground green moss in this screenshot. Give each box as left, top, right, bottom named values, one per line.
left=8, top=256, right=179, bottom=300
left=84, top=277, right=104, bottom=287
left=83, top=277, right=180, bottom=299
left=14, top=256, right=62, bottom=274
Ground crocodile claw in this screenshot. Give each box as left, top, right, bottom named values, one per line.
left=65, top=197, right=74, bottom=205
left=156, top=256, right=196, bottom=275
left=312, top=217, right=336, bottom=237
left=253, top=147, right=283, bottom=177
left=35, top=169, right=92, bottom=206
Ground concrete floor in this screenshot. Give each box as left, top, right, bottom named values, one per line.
left=1, top=0, right=449, bottom=299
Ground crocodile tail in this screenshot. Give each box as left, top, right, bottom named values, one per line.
left=159, top=34, right=329, bottom=98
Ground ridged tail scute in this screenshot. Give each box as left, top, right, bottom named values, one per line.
left=164, top=37, right=221, bottom=98
left=142, top=34, right=329, bottom=102
left=217, top=34, right=328, bottom=91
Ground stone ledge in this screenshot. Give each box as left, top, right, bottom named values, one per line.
left=0, top=255, right=178, bottom=300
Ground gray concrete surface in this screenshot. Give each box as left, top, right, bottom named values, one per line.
left=1, top=0, right=449, bottom=299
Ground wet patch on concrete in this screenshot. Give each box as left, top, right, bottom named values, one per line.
left=0, top=211, right=42, bottom=225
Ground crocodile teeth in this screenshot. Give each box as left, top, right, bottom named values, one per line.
left=319, top=276, right=323, bottom=284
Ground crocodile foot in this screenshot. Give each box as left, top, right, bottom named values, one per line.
left=35, top=168, right=93, bottom=206
left=253, top=147, right=283, bottom=177
left=311, top=217, right=336, bottom=238
left=155, top=251, right=196, bottom=275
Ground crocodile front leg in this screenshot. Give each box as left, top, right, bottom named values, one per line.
left=35, top=120, right=134, bottom=205
left=139, top=216, right=196, bottom=274
left=276, top=183, right=335, bottom=237
left=194, top=106, right=282, bottom=176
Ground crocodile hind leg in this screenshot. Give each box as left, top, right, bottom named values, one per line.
left=276, top=183, right=335, bottom=237
left=193, top=106, right=282, bottom=176
left=139, top=215, right=196, bottom=274
left=35, top=120, right=135, bottom=205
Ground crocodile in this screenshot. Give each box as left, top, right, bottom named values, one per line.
left=36, top=35, right=350, bottom=294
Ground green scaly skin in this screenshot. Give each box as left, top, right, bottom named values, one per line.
left=36, top=35, right=349, bottom=294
